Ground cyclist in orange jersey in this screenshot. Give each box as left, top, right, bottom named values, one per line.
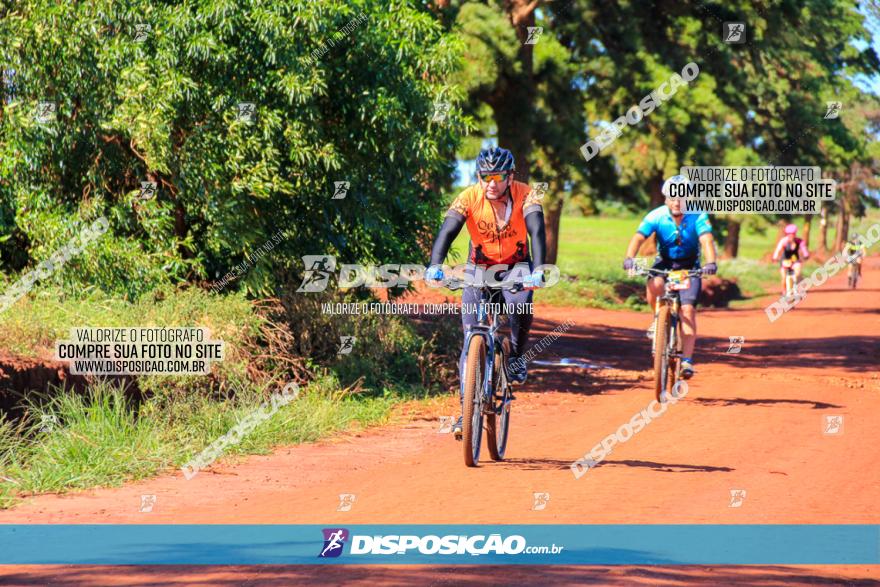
left=426, top=147, right=547, bottom=438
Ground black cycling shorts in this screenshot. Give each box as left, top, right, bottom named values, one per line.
left=648, top=257, right=702, bottom=306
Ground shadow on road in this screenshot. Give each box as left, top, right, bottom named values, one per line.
left=527, top=366, right=640, bottom=396
left=804, top=288, right=880, bottom=293
left=527, top=318, right=645, bottom=371
left=592, top=459, right=734, bottom=474
left=692, top=397, right=842, bottom=410
left=492, top=457, right=576, bottom=471
left=528, top=315, right=877, bottom=374
left=518, top=322, right=876, bottom=418
left=4, top=564, right=876, bottom=586
left=758, top=305, right=880, bottom=315
left=703, top=335, right=878, bottom=371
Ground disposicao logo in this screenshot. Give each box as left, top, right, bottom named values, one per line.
left=317, top=531, right=563, bottom=557
left=319, top=528, right=349, bottom=558
left=348, top=534, right=527, bottom=555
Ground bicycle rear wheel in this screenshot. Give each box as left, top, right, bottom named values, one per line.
left=653, top=305, right=671, bottom=402
left=462, top=335, right=486, bottom=467
left=487, top=338, right=511, bottom=461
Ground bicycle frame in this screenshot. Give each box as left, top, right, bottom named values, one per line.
left=446, top=278, right=524, bottom=414
left=462, top=286, right=509, bottom=414
left=654, top=287, right=682, bottom=355
left=847, top=258, right=861, bottom=288
left=781, top=259, right=798, bottom=296
left=645, top=267, right=701, bottom=400
left=644, top=268, right=700, bottom=347
left=443, top=276, right=527, bottom=465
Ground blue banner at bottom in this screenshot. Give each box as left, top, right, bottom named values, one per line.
left=0, top=525, right=878, bottom=565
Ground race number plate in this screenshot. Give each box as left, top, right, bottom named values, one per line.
left=668, top=270, right=690, bottom=291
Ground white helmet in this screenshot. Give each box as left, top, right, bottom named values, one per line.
left=661, top=174, right=689, bottom=198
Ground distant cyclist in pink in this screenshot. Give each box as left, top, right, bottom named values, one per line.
left=771, top=224, right=810, bottom=295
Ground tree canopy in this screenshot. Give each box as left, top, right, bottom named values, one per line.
left=0, top=0, right=878, bottom=297
left=0, top=0, right=465, bottom=297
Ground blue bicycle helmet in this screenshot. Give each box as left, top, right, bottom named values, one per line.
left=477, top=147, right=516, bottom=174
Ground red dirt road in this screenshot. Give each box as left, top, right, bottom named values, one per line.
left=2, top=258, right=879, bottom=585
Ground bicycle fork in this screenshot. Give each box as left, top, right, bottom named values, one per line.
left=668, top=309, right=681, bottom=365
left=491, top=339, right=511, bottom=409
left=651, top=298, right=667, bottom=356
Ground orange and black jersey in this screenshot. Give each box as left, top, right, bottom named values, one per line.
left=429, top=181, right=545, bottom=268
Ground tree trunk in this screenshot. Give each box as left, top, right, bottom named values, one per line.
left=494, top=1, right=536, bottom=184
left=641, top=173, right=665, bottom=255
left=174, top=202, right=190, bottom=257
left=818, top=205, right=828, bottom=253
left=543, top=199, right=563, bottom=265
left=802, top=216, right=812, bottom=249
left=833, top=203, right=848, bottom=252
left=832, top=162, right=860, bottom=252
left=649, top=173, right=664, bottom=208
left=493, top=1, right=541, bottom=260
left=723, top=219, right=740, bottom=259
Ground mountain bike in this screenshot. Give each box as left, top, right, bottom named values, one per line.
left=634, top=267, right=703, bottom=403
left=446, top=278, right=524, bottom=467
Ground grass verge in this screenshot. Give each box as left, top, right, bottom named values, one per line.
left=0, top=285, right=459, bottom=508
left=0, top=375, right=399, bottom=509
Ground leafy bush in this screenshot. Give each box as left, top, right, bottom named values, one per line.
left=277, top=287, right=459, bottom=395
left=0, top=0, right=467, bottom=297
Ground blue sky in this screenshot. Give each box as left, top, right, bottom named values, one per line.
left=854, top=6, right=880, bottom=94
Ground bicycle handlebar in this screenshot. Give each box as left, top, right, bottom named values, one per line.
left=630, top=267, right=705, bottom=278
left=442, top=278, right=529, bottom=293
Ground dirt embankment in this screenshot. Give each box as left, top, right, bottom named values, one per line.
left=0, top=353, right=88, bottom=420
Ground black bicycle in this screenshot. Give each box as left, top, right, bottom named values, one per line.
left=446, top=278, right=524, bottom=467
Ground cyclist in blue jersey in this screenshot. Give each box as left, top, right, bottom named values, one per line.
left=622, top=175, right=718, bottom=379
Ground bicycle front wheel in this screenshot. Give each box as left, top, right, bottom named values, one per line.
left=487, top=338, right=511, bottom=461
left=462, top=335, right=486, bottom=467
left=653, top=305, right=671, bottom=402
left=666, top=313, right=681, bottom=394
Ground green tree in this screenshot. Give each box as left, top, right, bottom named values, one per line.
left=0, top=0, right=464, bottom=297
left=442, top=1, right=586, bottom=264
left=558, top=0, right=878, bottom=257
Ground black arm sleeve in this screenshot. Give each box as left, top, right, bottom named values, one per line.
left=525, top=210, right=546, bottom=268
left=429, top=213, right=466, bottom=266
